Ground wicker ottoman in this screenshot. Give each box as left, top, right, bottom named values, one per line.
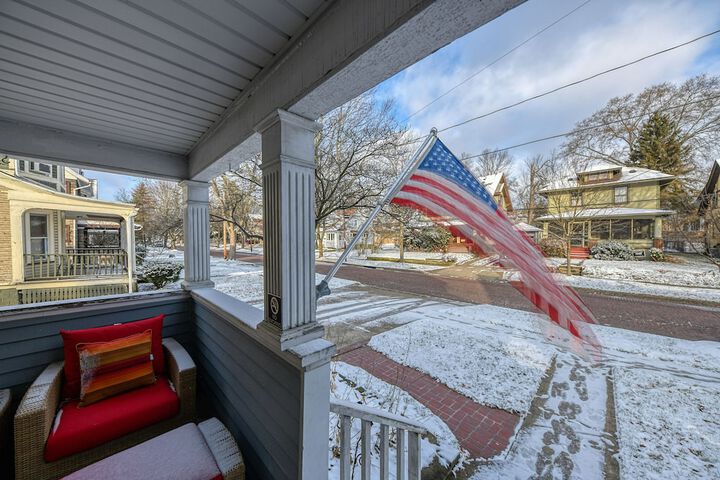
left=63, top=418, right=245, bottom=480
left=0, top=389, right=10, bottom=452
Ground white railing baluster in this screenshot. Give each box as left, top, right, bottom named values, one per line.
left=330, top=400, right=427, bottom=480
left=408, top=431, right=421, bottom=480
left=361, top=419, right=372, bottom=480
left=396, top=428, right=406, bottom=480
left=379, top=423, right=390, bottom=480
left=340, top=414, right=351, bottom=480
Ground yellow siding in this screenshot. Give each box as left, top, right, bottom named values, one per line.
left=545, top=182, right=662, bottom=214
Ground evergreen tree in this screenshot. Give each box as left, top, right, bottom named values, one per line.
left=130, top=181, right=157, bottom=246
left=628, top=112, right=691, bottom=176
left=628, top=112, right=692, bottom=208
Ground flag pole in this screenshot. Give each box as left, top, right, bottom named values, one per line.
left=316, top=128, right=438, bottom=299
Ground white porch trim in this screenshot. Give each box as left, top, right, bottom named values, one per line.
left=181, top=180, right=214, bottom=290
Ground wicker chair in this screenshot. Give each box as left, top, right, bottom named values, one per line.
left=14, top=338, right=196, bottom=480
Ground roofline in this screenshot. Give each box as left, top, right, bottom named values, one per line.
left=539, top=175, right=675, bottom=194
left=698, top=160, right=720, bottom=214
left=536, top=209, right=675, bottom=221
left=0, top=171, right=136, bottom=213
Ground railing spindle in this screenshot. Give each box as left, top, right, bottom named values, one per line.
left=408, top=431, right=421, bottom=480
left=340, top=414, right=351, bottom=480
left=361, top=419, right=372, bottom=480
left=379, top=423, right=390, bottom=480
left=397, top=428, right=406, bottom=480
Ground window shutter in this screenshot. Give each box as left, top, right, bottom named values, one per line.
left=30, top=161, right=35, bottom=170
left=18, top=160, right=25, bottom=171
left=51, top=165, right=58, bottom=178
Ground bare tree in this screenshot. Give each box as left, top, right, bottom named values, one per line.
left=210, top=172, right=262, bottom=259
left=314, top=92, right=409, bottom=256
left=516, top=153, right=554, bottom=224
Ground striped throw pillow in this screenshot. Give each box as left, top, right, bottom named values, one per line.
left=77, top=330, right=157, bottom=406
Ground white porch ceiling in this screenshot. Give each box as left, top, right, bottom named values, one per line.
left=0, top=0, right=525, bottom=181
left=0, top=0, right=326, bottom=155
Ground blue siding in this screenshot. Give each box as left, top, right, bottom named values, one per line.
left=0, top=292, right=193, bottom=393
left=194, top=303, right=301, bottom=480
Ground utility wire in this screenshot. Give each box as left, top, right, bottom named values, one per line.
left=393, top=27, right=720, bottom=150
left=403, top=0, right=594, bottom=121
left=436, top=28, right=720, bottom=134
left=459, top=92, right=720, bottom=159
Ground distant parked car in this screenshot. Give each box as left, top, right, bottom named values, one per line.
left=379, top=243, right=396, bottom=250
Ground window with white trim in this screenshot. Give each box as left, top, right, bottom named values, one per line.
left=29, top=214, right=49, bottom=255
left=614, top=186, right=628, bottom=204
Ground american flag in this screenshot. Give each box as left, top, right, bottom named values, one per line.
left=391, top=138, right=599, bottom=348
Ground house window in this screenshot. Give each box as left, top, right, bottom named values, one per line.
left=31, top=162, right=52, bottom=176
left=611, top=219, right=631, bottom=240
left=614, top=186, right=628, bottom=204
left=590, top=220, right=610, bottom=240
left=326, top=233, right=336, bottom=241
left=29, top=214, right=49, bottom=254
left=570, top=192, right=582, bottom=207
left=633, top=219, right=653, bottom=240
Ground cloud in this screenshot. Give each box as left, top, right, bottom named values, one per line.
left=380, top=0, right=720, bottom=175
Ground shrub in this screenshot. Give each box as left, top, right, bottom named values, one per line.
left=590, top=241, right=635, bottom=261
left=403, top=227, right=451, bottom=252
left=138, top=261, right=183, bottom=289
left=649, top=247, right=665, bottom=262
left=135, top=244, right=147, bottom=265
left=539, top=237, right=567, bottom=258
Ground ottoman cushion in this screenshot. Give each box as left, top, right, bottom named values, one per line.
left=63, top=423, right=222, bottom=480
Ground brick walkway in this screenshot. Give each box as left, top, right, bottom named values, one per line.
left=337, top=345, right=520, bottom=459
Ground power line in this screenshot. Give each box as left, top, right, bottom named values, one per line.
left=459, top=92, right=720, bottom=160
left=436, top=28, right=720, bottom=134
left=394, top=27, right=720, bottom=152
left=403, top=0, right=594, bottom=121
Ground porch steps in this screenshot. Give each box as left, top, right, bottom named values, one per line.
left=569, top=247, right=590, bottom=260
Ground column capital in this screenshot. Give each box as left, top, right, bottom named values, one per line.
left=254, top=109, right=320, bottom=135
left=180, top=180, right=210, bottom=203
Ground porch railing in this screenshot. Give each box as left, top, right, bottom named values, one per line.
left=331, top=399, right=428, bottom=480
left=24, top=249, right=128, bottom=281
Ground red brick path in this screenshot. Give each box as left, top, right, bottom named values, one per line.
left=337, top=345, right=520, bottom=459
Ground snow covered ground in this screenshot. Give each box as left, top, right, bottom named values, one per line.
left=581, top=257, right=720, bottom=288
left=563, top=274, right=720, bottom=303
left=319, top=250, right=474, bottom=272
left=368, top=310, right=556, bottom=414
left=328, top=362, right=465, bottom=479
left=144, top=248, right=355, bottom=304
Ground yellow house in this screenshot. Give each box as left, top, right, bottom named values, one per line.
left=0, top=157, right=137, bottom=306
left=698, top=159, right=720, bottom=250
left=537, top=162, right=675, bottom=254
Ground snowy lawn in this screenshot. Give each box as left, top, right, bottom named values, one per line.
left=368, top=306, right=557, bottom=414
left=329, top=361, right=465, bottom=479
left=564, top=274, right=720, bottom=303
left=614, top=368, right=720, bottom=479
left=143, top=248, right=355, bottom=304
left=581, top=257, right=720, bottom=288
left=319, top=250, right=474, bottom=272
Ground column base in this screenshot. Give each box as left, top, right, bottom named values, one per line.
left=259, top=320, right=325, bottom=351
left=181, top=280, right=215, bottom=291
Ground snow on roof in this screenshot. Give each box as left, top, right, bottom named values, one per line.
left=478, top=173, right=503, bottom=195
left=577, top=161, right=623, bottom=174
left=541, top=165, right=674, bottom=192
left=536, top=207, right=675, bottom=221
left=514, top=222, right=542, bottom=232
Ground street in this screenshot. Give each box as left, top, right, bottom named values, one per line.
left=219, top=250, right=720, bottom=341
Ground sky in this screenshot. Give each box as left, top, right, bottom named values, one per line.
left=88, top=0, right=720, bottom=200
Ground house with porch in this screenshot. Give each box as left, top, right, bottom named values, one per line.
left=698, top=159, right=720, bottom=254
left=536, top=162, right=675, bottom=257
left=0, top=1, right=526, bottom=479
left=0, top=157, right=136, bottom=306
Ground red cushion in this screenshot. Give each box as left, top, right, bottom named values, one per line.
left=61, top=315, right=165, bottom=398
left=45, top=375, right=179, bottom=462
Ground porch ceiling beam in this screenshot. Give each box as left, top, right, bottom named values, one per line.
left=188, top=0, right=525, bottom=181
left=0, top=118, right=188, bottom=180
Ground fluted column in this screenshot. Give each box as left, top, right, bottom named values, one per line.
left=255, top=109, right=323, bottom=349
left=181, top=180, right=214, bottom=290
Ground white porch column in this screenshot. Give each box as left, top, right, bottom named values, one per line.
left=256, top=109, right=331, bottom=480
left=181, top=180, right=214, bottom=290
left=255, top=109, right=323, bottom=349
left=124, top=215, right=136, bottom=293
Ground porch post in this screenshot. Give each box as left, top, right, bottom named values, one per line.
left=255, top=109, right=323, bottom=349
left=125, top=215, right=136, bottom=293
left=255, top=109, right=333, bottom=480
left=180, top=180, right=214, bottom=290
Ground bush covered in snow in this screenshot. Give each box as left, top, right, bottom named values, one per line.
left=403, top=227, right=451, bottom=252
left=539, top=236, right=567, bottom=258
left=138, top=261, right=183, bottom=289
left=590, top=241, right=635, bottom=261
left=649, top=247, right=665, bottom=262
